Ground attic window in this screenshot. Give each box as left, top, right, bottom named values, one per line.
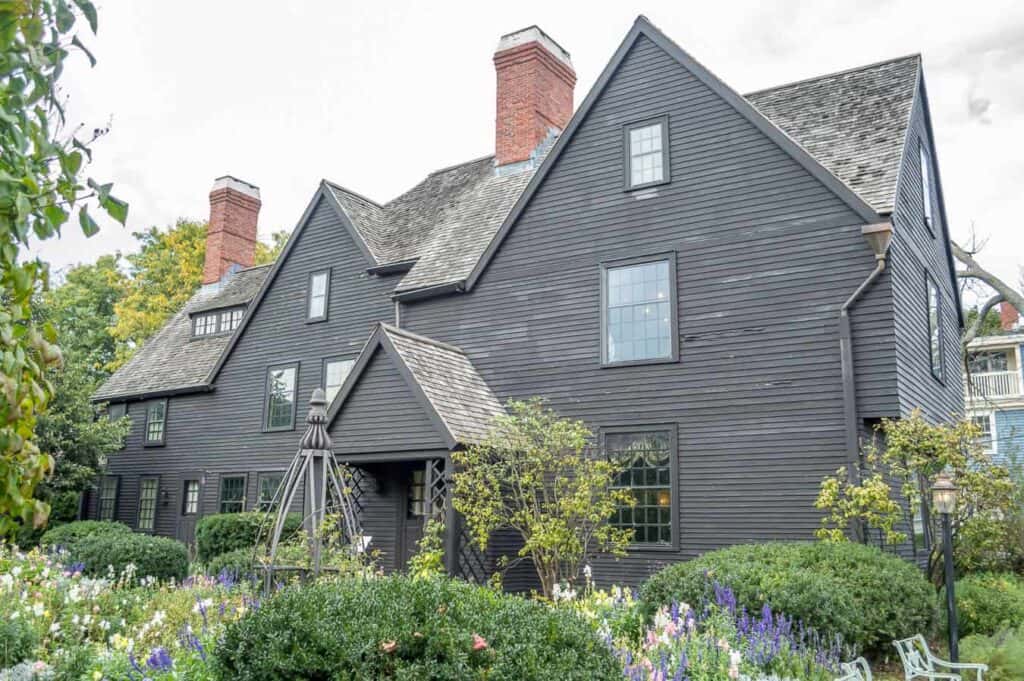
left=919, top=141, right=934, bottom=235
left=220, top=308, right=243, bottom=332
left=625, top=116, right=670, bottom=189
left=307, top=270, right=330, bottom=322
left=192, top=307, right=244, bottom=337
left=193, top=313, right=218, bottom=336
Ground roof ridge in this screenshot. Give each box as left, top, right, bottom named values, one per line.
left=322, top=180, right=385, bottom=208
left=426, top=154, right=494, bottom=178
left=380, top=323, right=465, bottom=355
left=744, top=53, right=921, bottom=97
left=238, top=262, right=274, bottom=272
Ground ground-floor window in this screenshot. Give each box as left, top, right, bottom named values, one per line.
left=219, top=475, right=246, bottom=513
left=182, top=480, right=200, bottom=515
left=604, top=428, right=675, bottom=546
left=137, top=477, right=159, bottom=531
left=408, top=467, right=426, bottom=518
left=99, top=476, right=119, bottom=521
left=257, top=472, right=284, bottom=512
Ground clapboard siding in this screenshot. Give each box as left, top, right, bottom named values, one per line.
left=403, top=35, right=904, bottom=586
left=890, top=80, right=963, bottom=421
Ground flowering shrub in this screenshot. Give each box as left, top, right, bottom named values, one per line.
left=0, top=544, right=256, bottom=680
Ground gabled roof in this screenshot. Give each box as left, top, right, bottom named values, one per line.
left=92, top=264, right=270, bottom=402
left=327, top=324, right=504, bottom=448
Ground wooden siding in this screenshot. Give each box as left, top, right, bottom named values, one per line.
left=403, top=35, right=905, bottom=587
left=890, top=81, right=964, bottom=421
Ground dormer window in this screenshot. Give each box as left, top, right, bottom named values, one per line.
left=626, top=116, right=670, bottom=190
left=191, top=307, right=245, bottom=338
left=307, top=270, right=330, bottom=321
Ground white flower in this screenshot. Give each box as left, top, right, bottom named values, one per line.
left=49, top=621, right=61, bottom=633
left=99, top=619, right=110, bottom=631
left=582, top=564, right=592, bottom=581
left=730, top=650, right=742, bottom=667
left=151, top=610, right=166, bottom=626
left=0, top=573, right=13, bottom=590
left=32, top=602, right=44, bottom=617
left=12, top=566, right=22, bottom=577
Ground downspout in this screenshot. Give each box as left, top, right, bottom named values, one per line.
left=839, top=221, right=894, bottom=543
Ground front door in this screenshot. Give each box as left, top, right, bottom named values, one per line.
left=176, top=473, right=204, bottom=549
left=399, top=463, right=427, bottom=567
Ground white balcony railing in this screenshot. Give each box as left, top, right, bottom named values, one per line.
left=965, top=370, right=1022, bottom=398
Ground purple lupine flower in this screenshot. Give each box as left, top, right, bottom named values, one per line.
left=146, top=647, right=173, bottom=671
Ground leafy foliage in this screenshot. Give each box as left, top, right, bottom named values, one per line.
left=407, top=518, right=446, bottom=579
left=0, top=0, right=127, bottom=537
left=194, top=512, right=301, bottom=563
left=452, top=398, right=633, bottom=598
left=960, top=626, right=1024, bottom=681
left=944, top=573, right=1024, bottom=638
left=69, top=532, right=189, bottom=581
left=254, top=229, right=289, bottom=265
left=964, top=306, right=1005, bottom=338
left=214, top=575, right=623, bottom=680
left=39, top=519, right=130, bottom=552
left=0, top=614, right=37, bottom=669
left=815, top=412, right=1016, bottom=580
left=638, top=541, right=935, bottom=655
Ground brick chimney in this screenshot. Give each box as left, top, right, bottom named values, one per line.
left=494, top=26, right=576, bottom=168
left=999, top=301, right=1019, bottom=331
left=203, top=176, right=260, bottom=286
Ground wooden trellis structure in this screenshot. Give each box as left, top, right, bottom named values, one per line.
left=262, top=388, right=363, bottom=591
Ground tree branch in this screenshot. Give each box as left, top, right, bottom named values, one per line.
left=963, top=293, right=1005, bottom=345
left=952, top=241, right=1024, bottom=343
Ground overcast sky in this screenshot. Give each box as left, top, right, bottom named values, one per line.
left=37, top=0, right=1024, bottom=300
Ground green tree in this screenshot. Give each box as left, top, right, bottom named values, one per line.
left=451, top=398, right=633, bottom=598
left=0, top=0, right=127, bottom=536
left=964, top=306, right=1003, bottom=339
left=255, top=229, right=289, bottom=265
left=815, top=411, right=1017, bottom=581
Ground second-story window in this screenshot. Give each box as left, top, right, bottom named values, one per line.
left=626, top=117, right=670, bottom=189
left=264, top=364, right=298, bottom=431
left=307, top=270, right=330, bottom=321
left=919, top=141, right=934, bottom=234
left=602, top=256, right=677, bottom=365
left=323, top=358, right=355, bottom=403
left=967, top=350, right=1009, bottom=374
left=927, top=274, right=943, bottom=381
left=144, top=400, right=167, bottom=446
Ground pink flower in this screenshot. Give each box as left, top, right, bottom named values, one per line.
left=380, top=640, right=397, bottom=654
left=472, top=633, right=488, bottom=651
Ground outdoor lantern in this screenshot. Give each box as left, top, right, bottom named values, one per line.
left=932, top=472, right=958, bottom=515
left=861, top=222, right=893, bottom=260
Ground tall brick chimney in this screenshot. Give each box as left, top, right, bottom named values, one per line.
left=494, top=26, right=576, bottom=168
left=999, top=301, right=1020, bottom=331
left=203, top=176, right=260, bottom=286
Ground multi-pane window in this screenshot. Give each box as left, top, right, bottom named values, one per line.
left=968, top=350, right=1009, bottom=374
left=182, top=480, right=200, bottom=515
left=193, top=313, right=218, bottom=336
left=323, top=358, right=355, bottom=403
left=256, top=473, right=284, bottom=512
left=145, top=400, right=166, bottom=445
left=137, top=477, right=159, bottom=531
left=927, top=276, right=943, bottom=380
left=607, top=431, right=673, bottom=546
left=219, top=476, right=245, bottom=514
left=407, top=467, right=427, bottom=518
left=603, top=259, right=674, bottom=364
left=919, top=142, right=934, bottom=232
left=219, top=308, right=244, bottom=332
left=264, top=364, right=297, bottom=430
left=107, top=402, right=126, bottom=421
left=308, top=271, right=330, bottom=321
left=627, top=118, right=669, bottom=188
left=971, top=415, right=994, bottom=451
left=99, top=476, right=119, bottom=521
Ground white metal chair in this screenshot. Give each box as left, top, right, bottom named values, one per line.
left=836, top=657, right=872, bottom=681
left=893, top=635, right=987, bottom=681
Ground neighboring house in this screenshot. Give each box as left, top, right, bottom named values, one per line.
left=965, top=303, right=1024, bottom=468
left=89, top=17, right=962, bottom=587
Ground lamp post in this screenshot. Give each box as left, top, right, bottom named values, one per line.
left=932, top=472, right=959, bottom=662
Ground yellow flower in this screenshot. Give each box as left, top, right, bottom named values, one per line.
left=92, top=672, right=102, bottom=680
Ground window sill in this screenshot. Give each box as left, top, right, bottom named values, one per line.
left=601, top=356, right=678, bottom=369
left=143, top=441, right=166, bottom=448
left=305, top=317, right=328, bottom=324
left=262, top=425, right=296, bottom=433
left=624, top=543, right=678, bottom=554
left=624, top=178, right=670, bottom=193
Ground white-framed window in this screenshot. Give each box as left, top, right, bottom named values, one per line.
left=626, top=117, right=670, bottom=189
left=219, top=308, right=244, bottom=332
left=323, top=357, right=355, bottom=403
left=137, top=477, right=159, bottom=531
left=182, top=480, right=200, bottom=516
left=919, top=142, right=934, bottom=233
left=307, top=270, right=330, bottom=321
left=193, top=313, right=218, bottom=336
left=971, top=413, right=995, bottom=452
left=144, top=400, right=167, bottom=446
left=967, top=350, right=1009, bottom=374
left=264, top=364, right=298, bottom=431
left=927, top=274, right=943, bottom=381
left=601, top=256, right=676, bottom=365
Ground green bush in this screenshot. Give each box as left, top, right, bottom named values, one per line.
left=214, top=576, right=621, bottom=680
left=944, top=573, right=1024, bottom=638
left=205, top=546, right=258, bottom=579
left=639, top=541, right=935, bottom=654
left=69, top=532, right=188, bottom=582
left=0, top=616, right=37, bottom=668
left=39, top=520, right=131, bottom=552
left=194, top=512, right=301, bottom=563
left=961, top=627, right=1024, bottom=681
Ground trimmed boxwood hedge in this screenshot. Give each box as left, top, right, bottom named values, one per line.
left=195, top=512, right=302, bottom=563
left=70, top=532, right=189, bottom=582
left=39, top=520, right=131, bottom=552
left=214, top=576, right=621, bottom=680
left=945, top=573, right=1024, bottom=638
left=639, top=541, right=935, bottom=654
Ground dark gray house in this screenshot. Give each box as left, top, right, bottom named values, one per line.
left=90, top=17, right=962, bottom=586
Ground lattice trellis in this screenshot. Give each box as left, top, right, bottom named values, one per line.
left=456, top=525, right=489, bottom=584
left=423, top=458, right=448, bottom=525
